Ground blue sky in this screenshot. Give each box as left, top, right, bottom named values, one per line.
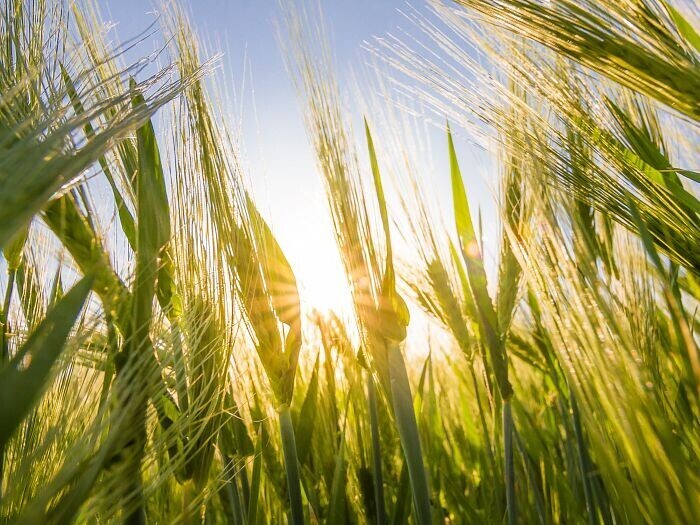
left=96, top=0, right=497, bottom=314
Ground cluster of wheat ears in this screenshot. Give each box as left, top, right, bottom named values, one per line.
left=1, top=0, right=699, bottom=523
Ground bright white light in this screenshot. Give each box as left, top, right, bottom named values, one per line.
left=295, top=242, right=354, bottom=316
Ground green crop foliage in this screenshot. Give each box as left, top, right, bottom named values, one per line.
left=1, top=0, right=699, bottom=524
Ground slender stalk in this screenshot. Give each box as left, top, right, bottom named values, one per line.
left=236, top=470, right=249, bottom=525
left=171, top=319, right=189, bottom=415
left=118, top=360, right=148, bottom=525
left=220, top=457, right=245, bottom=525
left=570, top=391, right=596, bottom=525
left=247, top=432, right=263, bottom=525
left=387, top=343, right=431, bottom=525
left=222, top=472, right=239, bottom=525
left=503, top=401, right=516, bottom=525
left=1, top=267, right=15, bottom=362
left=470, top=366, right=497, bottom=478
left=514, top=430, right=546, bottom=525
left=367, top=373, right=387, bottom=525
left=0, top=266, right=16, bottom=501
left=97, top=314, right=117, bottom=414
left=278, top=406, right=304, bottom=525
left=391, top=462, right=411, bottom=525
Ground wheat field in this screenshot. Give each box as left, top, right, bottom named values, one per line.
left=1, top=0, right=699, bottom=523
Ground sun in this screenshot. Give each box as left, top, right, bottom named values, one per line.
left=296, top=248, right=354, bottom=316
left=273, top=203, right=356, bottom=317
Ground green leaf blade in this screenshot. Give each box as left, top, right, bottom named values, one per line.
left=0, top=275, right=93, bottom=446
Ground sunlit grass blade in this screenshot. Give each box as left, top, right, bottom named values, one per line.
left=503, top=401, right=516, bottom=525
left=367, top=373, right=387, bottom=525
left=295, top=354, right=320, bottom=464
left=387, top=344, right=432, bottom=525
left=326, top=423, right=348, bottom=525
left=0, top=275, right=93, bottom=446
left=279, top=406, right=305, bottom=525
left=390, top=461, right=411, bottom=525
left=59, top=63, right=137, bottom=247
left=247, top=426, right=264, bottom=525
left=661, top=0, right=700, bottom=55
left=448, top=126, right=511, bottom=396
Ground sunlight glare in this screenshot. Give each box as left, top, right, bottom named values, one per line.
left=296, top=246, right=354, bottom=316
